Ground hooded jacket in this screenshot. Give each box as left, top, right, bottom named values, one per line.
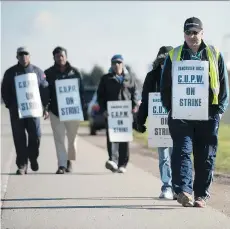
left=137, top=46, right=173, bottom=125
left=97, top=67, right=139, bottom=113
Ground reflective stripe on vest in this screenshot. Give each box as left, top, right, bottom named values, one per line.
left=169, top=44, right=220, bottom=104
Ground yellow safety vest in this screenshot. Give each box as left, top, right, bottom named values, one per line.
left=169, top=44, right=220, bottom=104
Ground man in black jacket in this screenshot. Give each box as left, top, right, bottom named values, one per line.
left=1, top=47, right=50, bottom=175
left=45, top=46, right=85, bottom=174
left=136, top=46, right=175, bottom=199
left=97, top=54, right=139, bottom=173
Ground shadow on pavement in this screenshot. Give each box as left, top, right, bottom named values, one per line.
left=1, top=204, right=180, bottom=210
left=1, top=172, right=110, bottom=176
left=2, top=197, right=163, bottom=201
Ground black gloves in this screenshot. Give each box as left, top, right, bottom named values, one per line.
left=133, top=122, right=147, bottom=133
left=137, top=124, right=147, bottom=133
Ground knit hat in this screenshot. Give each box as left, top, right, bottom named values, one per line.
left=152, top=46, right=173, bottom=69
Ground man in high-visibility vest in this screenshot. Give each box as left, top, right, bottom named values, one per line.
left=160, top=17, right=229, bottom=208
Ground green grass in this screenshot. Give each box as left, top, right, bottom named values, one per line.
left=134, top=123, right=230, bottom=174
left=216, top=124, right=230, bottom=173
left=80, top=121, right=89, bottom=127
left=81, top=120, right=230, bottom=173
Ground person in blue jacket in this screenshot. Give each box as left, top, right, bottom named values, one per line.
left=1, top=47, right=50, bottom=175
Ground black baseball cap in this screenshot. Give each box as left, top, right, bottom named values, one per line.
left=184, top=17, right=203, bottom=32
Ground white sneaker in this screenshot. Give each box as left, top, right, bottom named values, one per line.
left=118, top=167, right=126, bottom=173
left=159, top=189, right=174, bottom=200
left=105, top=160, right=118, bottom=172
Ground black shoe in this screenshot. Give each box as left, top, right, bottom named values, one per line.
left=30, top=160, right=39, bottom=171
left=66, top=160, right=72, bottom=173
left=56, top=166, right=66, bottom=174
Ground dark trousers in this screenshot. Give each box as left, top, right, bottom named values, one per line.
left=106, top=126, right=129, bottom=167
left=168, top=113, right=220, bottom=198
left=106, top=126, right=112, bottom=160
left=9, top=111, right=41, bottom=169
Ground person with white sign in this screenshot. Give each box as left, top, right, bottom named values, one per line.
left=107, top=100, right=133, bottom=143
left=1, top=47, right=50, bottom=175
left=135, top=46, right=175, bottom=200
left=45, top=46, right=85, bottom=174
left=97, top=54, right=139, bottom=173
left=160, top=17, right=229, bottom=208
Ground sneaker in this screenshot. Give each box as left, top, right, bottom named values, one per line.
left=30, top=160, right=39, bottom=171
left=159, top=189, right=174, bottom=200
left=194, top=197, right=207, bottom=208
left=16, top=165, right=27, bottom=175
left=66, top=160, right=72, bottom=173
left=105, top=160, right=118, bottom=172
left=118, top=167, right=126, bottom=173
left=177, top=192, right=194, bottom=207
left=56, top=166, right=66, bottom=174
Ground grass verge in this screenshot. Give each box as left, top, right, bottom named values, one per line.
left=81, top=121, right=230, bottom=173
left=80, top=121, right=89, bottom=127
left=134, top=123, right=230, bottom=173
left=216, top=124, right=230, bottom=173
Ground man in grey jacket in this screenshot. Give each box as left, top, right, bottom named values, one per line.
left=97, top=54, right=139, bottom=173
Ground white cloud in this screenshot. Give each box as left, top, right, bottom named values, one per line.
left=19, top=11, right=63, bottom=71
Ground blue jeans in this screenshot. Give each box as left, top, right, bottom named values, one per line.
left=158, top=147, right=173, bottom=191
left=168, top=113, right=220, bottom=197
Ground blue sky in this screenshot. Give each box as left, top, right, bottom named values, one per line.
left=1, top=1, right=230, bottom=81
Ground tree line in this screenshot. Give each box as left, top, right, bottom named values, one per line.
left=80, top=65, right=143, bottom=92
left=81, top=65, right=230, bottom=93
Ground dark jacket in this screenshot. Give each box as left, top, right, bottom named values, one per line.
left=137, top=45, right=173, bottom=126
left=1, top=63, right=49, bottom=114
left=97, top=69, right=139, bottom=113
left=137, top=66, right=162, bottom=125
left=45, top=62, right=85, bottom=117
left=160, top=40, right=229, bottom=115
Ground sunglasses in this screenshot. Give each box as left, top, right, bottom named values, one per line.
left=18, top=52, right=29, bottom=56
left=185, top=30, right=199, bottom=36
left=112, top=61, right=122, bottom=64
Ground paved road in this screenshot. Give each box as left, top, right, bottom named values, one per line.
left=79, top=127, right=230, bottom=217
left=1, top=107, right=230, bottom=229
left=1, top=107, right=15, bottom=201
